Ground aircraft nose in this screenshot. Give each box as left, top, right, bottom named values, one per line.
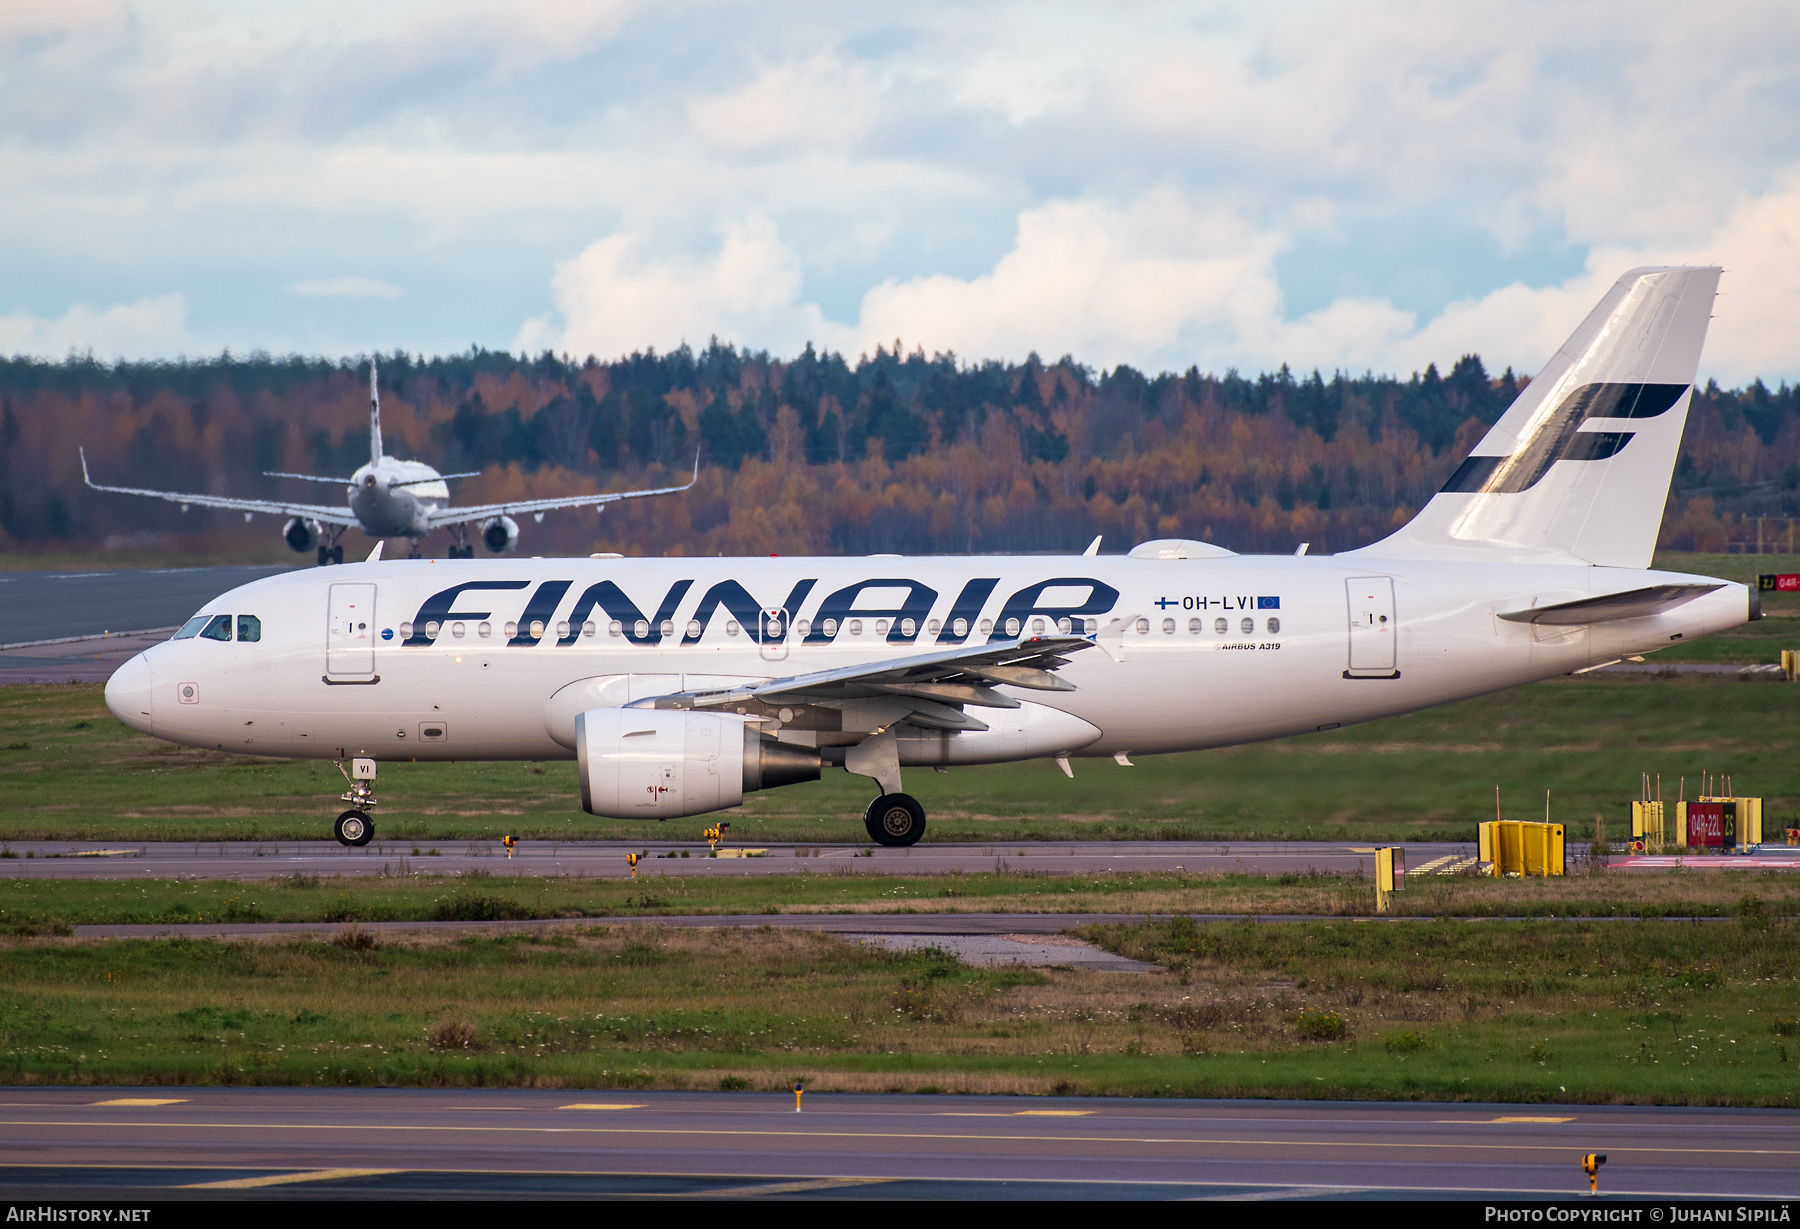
left=105, top=652, right=155, bottom=736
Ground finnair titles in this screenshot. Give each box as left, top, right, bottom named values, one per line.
left=105, top=267, right=1756, bottom=847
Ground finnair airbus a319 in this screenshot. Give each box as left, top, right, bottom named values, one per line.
left=104, top=267, right=1756, bottom=847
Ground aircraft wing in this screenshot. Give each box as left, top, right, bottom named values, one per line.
left=80, top=450, right=361, bottom=527
left=628, top=635, right=1095, bottom=730
left=423, top=455, right=700, bottom=528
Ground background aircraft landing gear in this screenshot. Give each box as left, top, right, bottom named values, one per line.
left=316, top=527, right=346, bottom=566
left=334, top=809, right=374, bottom=847
left=864, top=793, right=927, bottom=847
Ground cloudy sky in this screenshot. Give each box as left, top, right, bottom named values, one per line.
left=3, top=0, right=1798, bottom=382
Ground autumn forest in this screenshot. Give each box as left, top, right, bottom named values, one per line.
left=1, top=343, right=1796, bottom=561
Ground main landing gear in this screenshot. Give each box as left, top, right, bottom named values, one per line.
left=315, top=526, right=346, bottom=566
left=864, top=793, right=927, bottom=847
left=446, top=524, right=475, bottom=559
left=333, top=757, right=378, bottom=847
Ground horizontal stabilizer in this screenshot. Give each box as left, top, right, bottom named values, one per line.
left=1497, top=583, right=1723, bottom=626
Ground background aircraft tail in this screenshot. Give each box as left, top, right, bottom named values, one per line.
left=369, top=358, right=384, bottom=467
left=1350, top=265, right=1721, bottom=568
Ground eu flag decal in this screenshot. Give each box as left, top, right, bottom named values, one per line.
left=1257, top=596, right=1280, bottom=610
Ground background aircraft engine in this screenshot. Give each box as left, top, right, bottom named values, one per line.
left=282, top=517, right=320, bottom=553
left=481, top=514, right=519, bottom=553
left=575, top=708, right=820, bottom=819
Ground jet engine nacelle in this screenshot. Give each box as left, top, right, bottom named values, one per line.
left=575, top=708, right=820, bottom=819
left=283, top=517, right=321, bottom=553
left=482, top=514, right=519, bottom=553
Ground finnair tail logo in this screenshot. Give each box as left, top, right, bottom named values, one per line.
left=1440, top=381, right=1689, bottom=495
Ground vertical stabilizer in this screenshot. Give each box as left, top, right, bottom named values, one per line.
left=369, top=358, right=384, bottom=467
left=1351, top=266, right=1721, bottom=568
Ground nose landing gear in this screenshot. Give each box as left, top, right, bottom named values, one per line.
left=333, top=757, right=379, bottom=847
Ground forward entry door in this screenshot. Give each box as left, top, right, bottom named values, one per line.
left=327, top=583, right=377, bottom=679
left=1344, top=576, right=1398, bottom=678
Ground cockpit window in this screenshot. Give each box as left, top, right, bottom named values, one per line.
left=237, top=615, right=262, bottom=643
left=199, top=615, right=234, bottom=641
left=173, top=616, right=210, bottom=640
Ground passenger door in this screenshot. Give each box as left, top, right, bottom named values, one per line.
left=1344, top=576, right=1398, bottom=678
left=326, top=583, right=377, bottom=679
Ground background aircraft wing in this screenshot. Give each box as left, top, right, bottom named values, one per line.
left=81, top=449, right=361, bottom=527
left=630, top=635, right=1094, bottom=730
left=423, top=455, right=699, bottom=528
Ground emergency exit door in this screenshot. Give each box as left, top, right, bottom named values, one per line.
left=1344, top=576, right=1398, bottom=678
left=327, top=583, right=377, bottom=678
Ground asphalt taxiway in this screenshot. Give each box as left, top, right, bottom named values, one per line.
left=0, top=1089, right=1792, bottom=1200
left=0, top=838, right=1476, bottom=880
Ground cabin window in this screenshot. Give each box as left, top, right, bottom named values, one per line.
left=659, top=620, right=674, bottom=639
left=173, top=616, right=210, bottom=640
left=796, top=619, right=811, bottom=637
left=979, top=619, right=993, bottom=635
left=1031, top=618, right=1046, bottom=635
left=823, top=618, right=839, bottom=637
left=633, top=619, right=649, bottom=639
left=900, top=618, right=916, bottom=638
left=610, top=621, right=624, bottom=637
left=583, top=621, right=596, bottom=638
left=952, top=618, right=967, bottom=637
left=1188, top=618, right=1201, bottom=634
left=1134, top=617, right=1149, bottom=635
left=875, top=619, right=891, bottom=636
left=1162, top=618, right=1176, bottom=635
left=478, top=622, right=492, bottom=638
left=529, top=620, right=545, bottom=639
left=1056, top=617, right=1071, bottom=634
left=1214, top=618, right=1228, bottom=634
left=1267, top=617, right=1281, bottom=634
left=505, top=621, right=519, bottom=638
left=236, top=615, right=261, bottom=643
left=200, top=615, right=234, bottom=642
left=1004, top=617, right=1021, bottom=637
left=451, top=622, right=466, bottom=639
left=556, top=621, right=570, bottom=639
left=425, top=620, right=441, bottom=638
left=1084, top=617, right=1099, bottom=634
left=1240, top=617, right=1255, bottom=634
left=726, top=621, right=739, bottom=636
left=928, top=619, right=942, bottom=635
left=687, top=619, right=703, bottom=639
left=848, top=619, right=863, bottom=636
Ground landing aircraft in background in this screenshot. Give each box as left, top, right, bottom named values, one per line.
left=80, top=360, right=696, bottom=564
left=105, top=268, right=1755, bottom=848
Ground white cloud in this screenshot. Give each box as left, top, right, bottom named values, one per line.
left=516, top=215, right=831, bottom=358
left=525, top=173, right=1800, bottom=385
left=0, top=294, right=192, bottom=360
left=293, top=277, right=403, bottom=298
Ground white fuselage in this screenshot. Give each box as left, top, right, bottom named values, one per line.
left=104, top=554, right=1751, bottom=768
left=344, top=457, right=451, bottom=539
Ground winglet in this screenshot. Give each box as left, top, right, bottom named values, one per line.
left=1083, top=535, right=1102, bottom=556
left=365, top=540, right=384, bottom=563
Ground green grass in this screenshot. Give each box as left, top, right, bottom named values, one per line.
left=2, top=667, right=1795, bottom=843
left=1650, top=551, right=1800, bottom=664
left=2, top=911, right=1794, bottom=1104
left=5, top=869, right=1798, bottom=933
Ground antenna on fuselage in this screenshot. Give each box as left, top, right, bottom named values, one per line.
left=369, top=358, right=384, bottom=467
